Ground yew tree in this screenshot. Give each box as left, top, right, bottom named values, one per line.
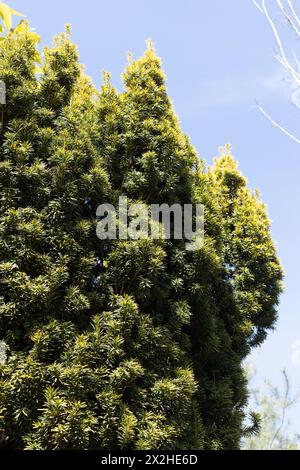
left=0, top=24, right=283, bottom=450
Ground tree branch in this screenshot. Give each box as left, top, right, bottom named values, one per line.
left=277, top=0, right=300, bottom=38
left=269, top=370, right=290, bottom=449
left=287, top=0, right=300, bottom=29
left=254, top=0, right=300, bottom=85
left=255, top=103, right=300, bottom=144
left=252, top=0, right=264, bottom=14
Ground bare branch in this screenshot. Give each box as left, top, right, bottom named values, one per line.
left=287, top=0, right=300, bottom=29
left=252, top=0, right=264, bottom=14
left=255, top=103, right=300, bottom=144
left=253, top=1, right=300, bottom=145
left=293, top=51, right=300, bottom=72
left=261, top=0, right=300, bottom=85
left=277, top=0, right=300, bottom=38
left=269, top=370, right=290, bottom=449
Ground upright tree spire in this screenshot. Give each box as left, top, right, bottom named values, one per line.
left=104, top=41, right=197, bottom=204
left=190, top=145, right=283, bottom=448
left=39, top=25, right=80, bottom=114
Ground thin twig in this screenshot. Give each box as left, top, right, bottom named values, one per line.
left=255, top=103, right=300, bottom=144
left=277, top=0, right=300, bottom=38
left=269, top=371, right=289, bottom=450
left=287, top=0, right=300, bottom=29
left=252, top=0, right=264, bottom=14
left=262, top=0, right=300, bottom=84
left=293, top=51, right=300, bottom=72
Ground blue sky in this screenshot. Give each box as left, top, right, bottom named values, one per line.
left=10, top=0, right=300, bottom=434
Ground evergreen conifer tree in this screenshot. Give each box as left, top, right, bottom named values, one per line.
left=0, top=27, right=283, bottom=450
left=96, top=44, right=282, bottom=450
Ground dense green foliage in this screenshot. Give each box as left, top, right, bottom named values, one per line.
left=0, top=24, right=283, bottom=450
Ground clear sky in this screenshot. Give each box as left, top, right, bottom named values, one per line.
left=10, top=0, right=300, bottom=433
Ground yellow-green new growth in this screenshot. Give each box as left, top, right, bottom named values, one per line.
left=0, top=1, right=23, bottom=35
